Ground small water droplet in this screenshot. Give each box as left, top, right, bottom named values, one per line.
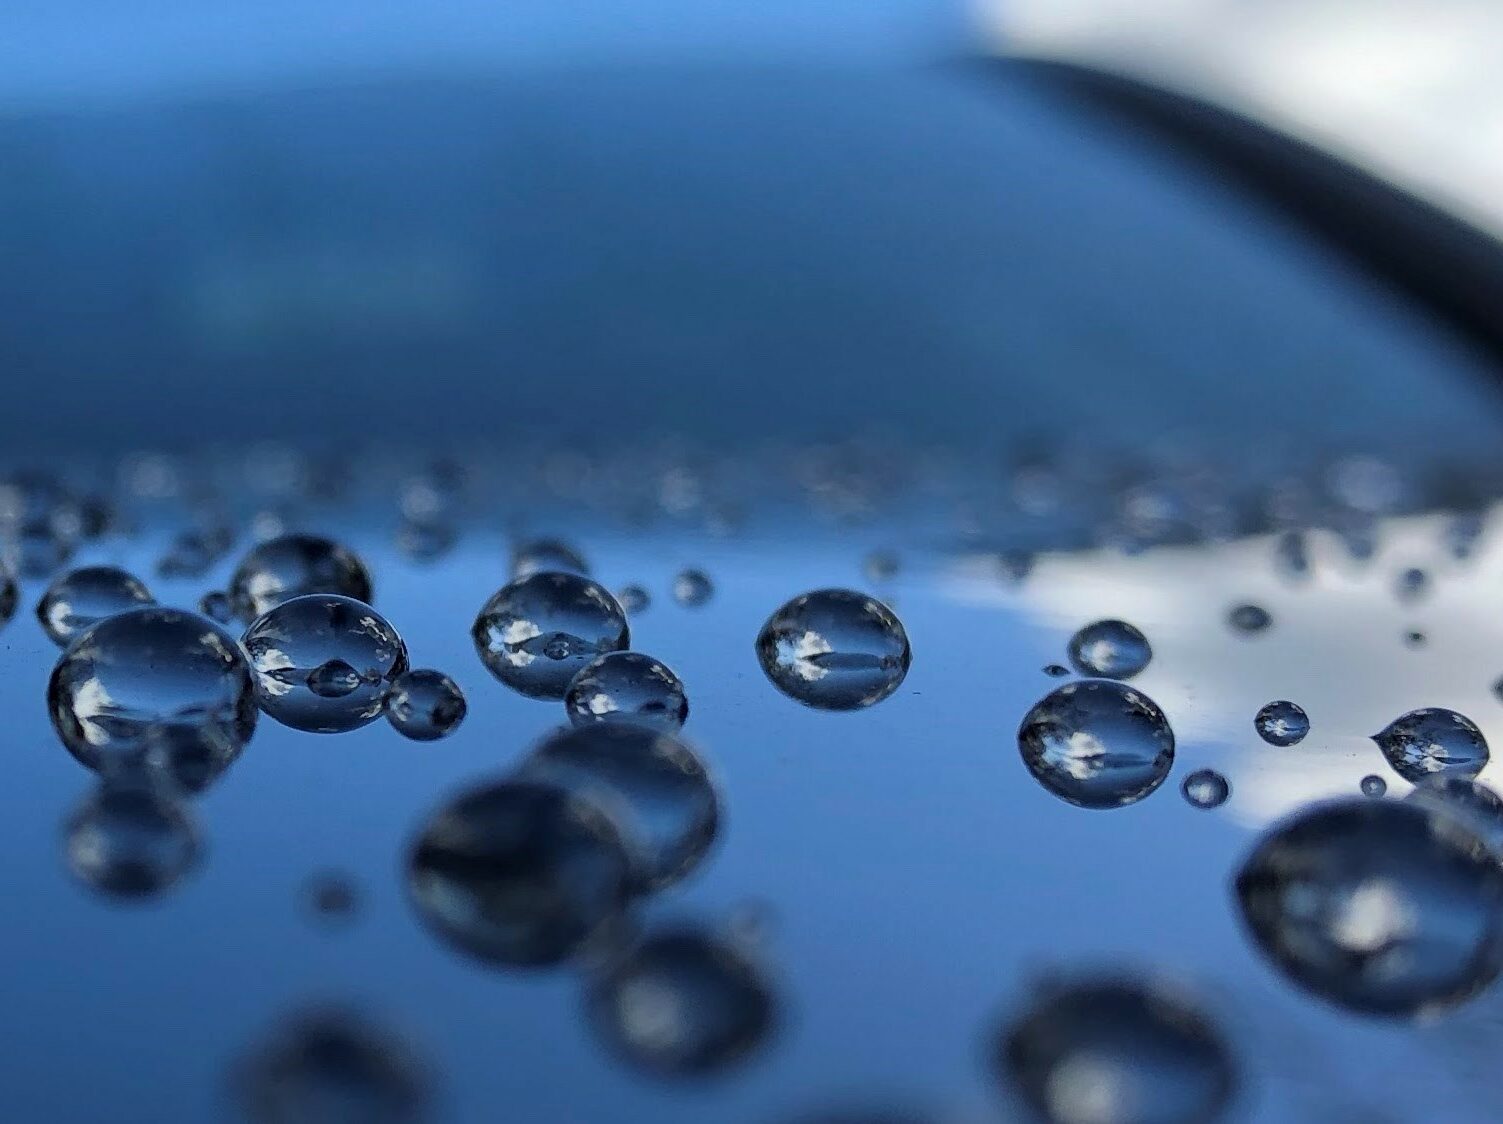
left=407, top=779, right=633, bottom=967
left=1403, top=629, right=1427, bottom=649
left=512, top=537, right=589, bottom=580
left=1273, top=530, right=1310, bottom=582
left=673, top=569, right=714, bottom=607
left=996, top=976, right=1237, bottom=1124
left=64, top=770, right=201, bottom=899
left=1182, top=769, right=1230, bottom=809
left=199, top=590, right=234, bottom=623
left=1043, top=664, right=1070, bottom=679
left=1395, top=567, right=1428, bottom=603
left=385, top=669, right=467, bottom=741
left=1237, top=797, right=1503, bottom=1017
left=34, top=565, right=155, bottom=647
left=157, top=525, right=233, bottom=579
left=862, top=551, right=899, bottom=583
left=243, top=594, right=408, bottom=733
left=756, top=589, right=910, bottom=710
left=1227, top=604, right=1271, bottom=635
left=1360, top=775, right=1388, bottom=798
left=229, top=533, right=373, bottom=621
left=303, top=872, right=360, bottom=926
left=588, top=927, right=777, bottom=1078
left=1446, top=512, right=1485, bottom=560
left=1018, top=680, right=1175, bottom=809
left=618, top=585, right=651, bottom=614
left=395, top=519, right=456, bottom=563
left=1255, top=700, right=1309, bottom=747
left=1371, top=708, right=1488, bottom=782
left=472, top=572, right=630, bottom=700
left=565, top=652, right=689, bottom=731
left=1066, top=620, right=1151, bottom=680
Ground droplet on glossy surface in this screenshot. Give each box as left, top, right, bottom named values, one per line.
left=756, top=589, right=910, bottom=710
left=587, top=928, right=776, bottom=1078
left=1395, top=567, right=1428, bottom=603
left=0, top=473, right=83, bottom=577
left=673, top=569, right=714, bottom=607
left=1273, top=530, right=1309, bottom=582
left=1043, top=664, right=1070, bottom=679
left=234, top=1007, right=431, bottom=1124
left=47, top=606, right=257, bottom=790
left=565, top=652, right=689, bottom=731
left=34, top=565, right=155, bottom=647
left=229, top=533, right=373, bottom=621
left=1255, top=700, right=1309, bottom=747
left=385, top=669, right=467, bottom=741
left=1182, top=769, right=1230, bottom=810
left=303, top=872, right=360, bottom=926
left=1403, top=629, right=1426, bottom=649
left=1066, top=619, right=1152, bottom=680
left=996, top=976, right=1237, bottom=1124
left=1406, top=776, right=1503, bottom=855
left=407, top=778, right=633, bottom=967
left=1227, top=604, right=1271, bottom=635
left=243, top=594, right=408, bottom=733
left=157, top=526, right=233, bottom=579
left=1235, top=797, right=1503, bottom=1017
left=395, top=519, right=456, bottom=563
left=64, top=770, right=201, bottom=899
left=1361, top=775, right=1388, bottom=798
left=862, top=551, right=899, bottom=583
left=471, top=572, right=630, bottom=700
left=618, top=585, right=650, bottom=614
left=522, top=723, right=720, bottom=892
left=199, top=590, right=234, bottom=623
left=512, top=537, right=589, bottom=579
left=1018, top=680, right=1176, bottom=809
left=1371, top=708, right=1488, bottom=783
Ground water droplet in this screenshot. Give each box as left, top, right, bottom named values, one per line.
left=395, top=519, right=456, bottom=563
left=1493, top=676, right=1503, bottom=704
left=1066, top=620, right=1152, bottom=680
left=1182, top=769, right=1230, bottom=810
left=1237, top=797, right=1503, bottom=1017
left=1255, top=700, right=1309, bottom=747
left=47, top=606, right=257, bottom=789
left=997, top=976, right=1237, bottom=1124
left=512, top=537, right=589, bottom=579
left=1227, top=604, right=1271, bottom=635
left=1406, top=776, right=1503, bottom=855
left=1043, top=664, right=1071, bottom=679
left=303, top=872, right=360, bottom=927
left=407, top=778, right=633, bottom=967
left=1018, top=680, right=1175, bottom=809
left=243, top=595, right=407, bottom=733
left=587, top=927, right=776, bottom=1077
left=523, top=723, right=719, bottom=892
left=229, top=533, right=373, bottom=621
left=565, top=652, right=689, bottom=731
left=1395, top=567, right=1428, bottom=603
left=199, top=590, right=234, bottom=623
left=1273, top=530, right=1310, bottom=582
left=157, top=525, right=233, bottom=579
left=0, top=473, right=83, bottom=577
left=471, top=572, right=630, bottom=700
left=0, top=564, right=15, bottom=629
left=34, top=566, right=155, bottom=647
left=1403, top=629, right=1426, bottom=649
left=673, top=569, right=714, bottom=608
left=234, top=1007, right=431, bottom=1124
left=1446, top=512, right=1485, bottom=560
left=1361, top=775, right=1388, bottom=798
left=1372, top=708, right=1488, bottom=782
left=756, top=589, right=910, bottom=710
left=618, top=585, right=650, bottom=614
left=385, top=669, right=467, bottom=741
left=64, top=770, right=201, bottom=899
left=863, top=551, right=899, bottom=583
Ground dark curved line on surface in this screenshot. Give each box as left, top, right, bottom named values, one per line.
left=994, top=56, right=1503, bottom=372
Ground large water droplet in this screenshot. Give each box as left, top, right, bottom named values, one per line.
left=1226, top=604, right=1271, bottom=635
left=64, top=770, right=201, bottom=899
left=587, top=927, right=776, bottom=1077
left=1371, top=708, right=1489, bottom=782
left=229, top=533, right=373, bottom=621
left=673, top=569, right=714, bottom=608
left=1066, top=620, right=1152, bottom=680
left=47, top=606, right=257, bottom=789
left=1254, top=700, right=1309, bottom=747
left=996, top=976, right=1237, bottom=1124
left=1018, top=680, right=1175, bottom=809
left=1236, top=797, right=1503, bottom=1017
left=512, top=537, right=589, bottom=579
left=471, top=572, right=630, bottom=700
left=35, top=565, right=155, bottom=647
left=243, top=594, right=408, bottom=733
left=522, top=723, right=719, bottom=892
left=756, top=589, right=910, bottom=710
left=565, top=651, right=689, bottom=731
left=384, top=669, right=467, bottom=741
left=1182, top=769, right=1230, bottom=810
left=233, top=1007, right=431, bottom=1124
left=407, top=779, right=633, bottom=967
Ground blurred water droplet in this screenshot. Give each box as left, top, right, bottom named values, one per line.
left=512, top=538, right=589, bottom=580
left=1227, top=604, right=1271, bottom=635
left=0, top=564, right=15, bottom=629
left=384, top=669, right=467, bottom=741
left=47, top=606, right=257, bottom=789
left=303, top=872, right=360, bottom=927
left=1395, top=567, right=1428, bottom=603
left=199, top=590, right=234, bottom=623
left=64, top=770, right=201, bottom=899
left=756, top=589, right=910, bottom=710
left=1018, top=680, right=1175, bottom=809
left=1403, top=630, right=1427, bottom=649
left=1406, top=776, right=1503, bottom=855
left=35, top=565, right=155, bottom=647
left=1273, top=530, right=1310, bottom=582
left=230, top=533, right=373, bottom=621
left=618, top=585, right=650, bottom=614
left=565, top=652, right=689, bottom=731
left=1255, top=700, right=1309, bottom=747
left=1067, top=620, right=1151, bottom=680
left=588, top=928, right=776, bottom=1078
left=157, top=525, right=233, bottom=579
left=1372, top=708, right=1488, bottom=782
left=1236, top=797, right=1503, bottom=1017
left=407, top=779, right=632, bottom=967
left=523, top=723, right=719, bottom=892
left=997, top=975, right=1237, bottom=1124
left=1182, top=769, right=1230, bottom=810
left=673, top=569, right=714, bottom=608
left=1361, top=775, right=1388, bottom=798
left=1043, top=664, right=1070, bottom=679
left=472, top=572, right=630, bottom=700
left=0, top=474, right=84, bottom=577
left=862, top=551, right=899, bottom=583
left=1446, top=512, right=1485, bottom=560
left=243, top=594, right=408, bottom=733
left=395, top=519, right=456, bottom=563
